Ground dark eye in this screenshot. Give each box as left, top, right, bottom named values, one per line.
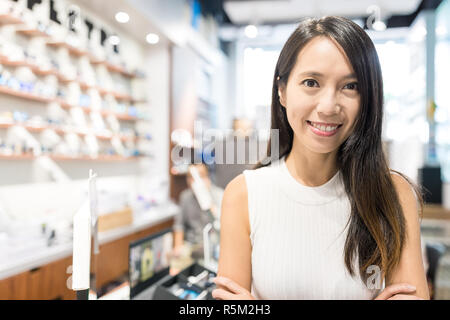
left=302, top=79, right=319, bottom=88
left=343, top=82, right=358, bottom=90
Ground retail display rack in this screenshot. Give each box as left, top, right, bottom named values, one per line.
left=0, top=4, right=153, bottom=165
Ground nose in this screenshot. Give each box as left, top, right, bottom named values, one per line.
left=316, top=88, right=340, bottom=116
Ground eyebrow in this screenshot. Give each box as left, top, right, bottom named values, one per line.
left=297, top=71, right=357, bottom=80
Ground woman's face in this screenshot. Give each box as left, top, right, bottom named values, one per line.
left=279, top=36, right=361, bottom=154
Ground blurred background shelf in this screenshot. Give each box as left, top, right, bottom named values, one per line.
left=0, top=87, right=141, bottom=121
left=46, top=41, right=89, bottom=57
left=0, top=122, right=138, bottom=142
left=16, top=28, right=50, bottom=38
left=0, top=85, right=54, bottom=103
left=0, top=14, right=24, bottom=26
left=0, top=154, right=142, bottom=161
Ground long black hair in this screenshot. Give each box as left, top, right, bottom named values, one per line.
left=257, top=16, right=423, bottom=282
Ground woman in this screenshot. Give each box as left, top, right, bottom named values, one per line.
left=212, top=16, right=429, bottom=300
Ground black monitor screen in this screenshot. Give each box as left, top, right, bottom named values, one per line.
left=129, top=228, right=173, bottom=298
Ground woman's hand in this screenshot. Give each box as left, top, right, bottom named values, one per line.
left=374, top=283, right=425, bottom=300
left=212, top=276, right=256, bottom=300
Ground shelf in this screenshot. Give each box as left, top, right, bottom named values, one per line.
left=0, top=85, right=54, bottom=103
left=46, top=41, right=88, bottom=57
left=16, top=28, right=50, bottom=38
left=0, top=57, right=26, bottom=68
left=0, top=122, right=138, bottom=144
left=1, top=58, right=139, bottom=103
left=0, top=153, right=141, bottom=161
left=66, top=46, right=88, bottom=57
left=51, top=154, right=139, bottom=162
left=88, top=56, right=137, bottom=78
left=46, top=42, right=134, bottom=79
left=58, top=101, right=140, bottom=122
left=0, top=86, right=141, bottom=122
left=104, top=61, right=135, bottom=78
left=79, top=81, right=94, bottom=90
left=5, top=123, right=50, bottom=134
left=96, top=87, right=141, bottom=103
left=89, top=55, right=105, bottom=65
left=0, top=14, right=24, bottom=26
left=0, top=154, right=35, bottom=160
left=0, top=56, right=75, bottom=82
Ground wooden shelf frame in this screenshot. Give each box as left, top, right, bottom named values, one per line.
left=46, top=42, right=137, bottom=78
left=16, top=28, right=50, bottom=38
left=1, top=55, right=145, bottom=104
left=0, top=85, right=54, bottom=103
left=0, top=153, right=142, bottom=162
left=0, top=56, right=75, bottom=83
left=0, top=14, right=25, bottom=26
left=0, top=59, right=143, bottom=104
left=46, top=41, right=88, bottom=57
left=58, top=100, right=140, bottom=121
left=0, top=122, right=138, bottom=142
left=0, top=85, right=142, bottom=122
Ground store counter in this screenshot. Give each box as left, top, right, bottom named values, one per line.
left=0, top=202, right=179, bottom=287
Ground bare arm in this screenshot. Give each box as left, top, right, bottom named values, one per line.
left=385, top=174, right=430, bottom=299
left=173, top=230, right=184, bottom=249
left=215, top=174, right=253, bottom=296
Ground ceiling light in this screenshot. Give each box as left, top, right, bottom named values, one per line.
left=115, top=12, right=129, bottom=23
left=245, top=24, right=258, bottom=38
left=109, top=35, right=120, bottom=45
left=146, top=33, right=159, bottom=44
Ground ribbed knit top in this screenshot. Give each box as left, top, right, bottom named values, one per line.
left=242, top=156, right=383, bottom=299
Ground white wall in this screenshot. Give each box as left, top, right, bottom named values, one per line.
left=138, top=43, right=171, bottom=193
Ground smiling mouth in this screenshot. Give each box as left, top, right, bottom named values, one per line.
left=306, top=120, right=343, bottom=136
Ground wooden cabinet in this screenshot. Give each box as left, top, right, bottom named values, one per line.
left=0, top=272, right=27, bottom=300
left=0, top=218, right=174, bottom=299
left=0, top=256, right=75, bottom=300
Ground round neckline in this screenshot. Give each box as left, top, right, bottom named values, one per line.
left=271, top=156, right=345, bottom=205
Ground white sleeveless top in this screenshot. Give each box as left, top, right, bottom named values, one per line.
left=243, top=156, right=383, bottom=300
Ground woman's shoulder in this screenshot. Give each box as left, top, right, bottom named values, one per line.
left=389, top=170, right=422, bottom=219
left=243, top=159, right=283, bottom=179
left=221, top=174, right=250, bottom=233
left=223, top=174, right=248, bottom=206
left=223, top=159, right=284, bottom=203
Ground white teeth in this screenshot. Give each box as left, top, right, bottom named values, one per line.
left=310, top=122, right=338, bottom=132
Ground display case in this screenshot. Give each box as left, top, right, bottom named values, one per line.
left=153, top=262, right=216, bottom=300
left=0, top=1, right=153, bottom=182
